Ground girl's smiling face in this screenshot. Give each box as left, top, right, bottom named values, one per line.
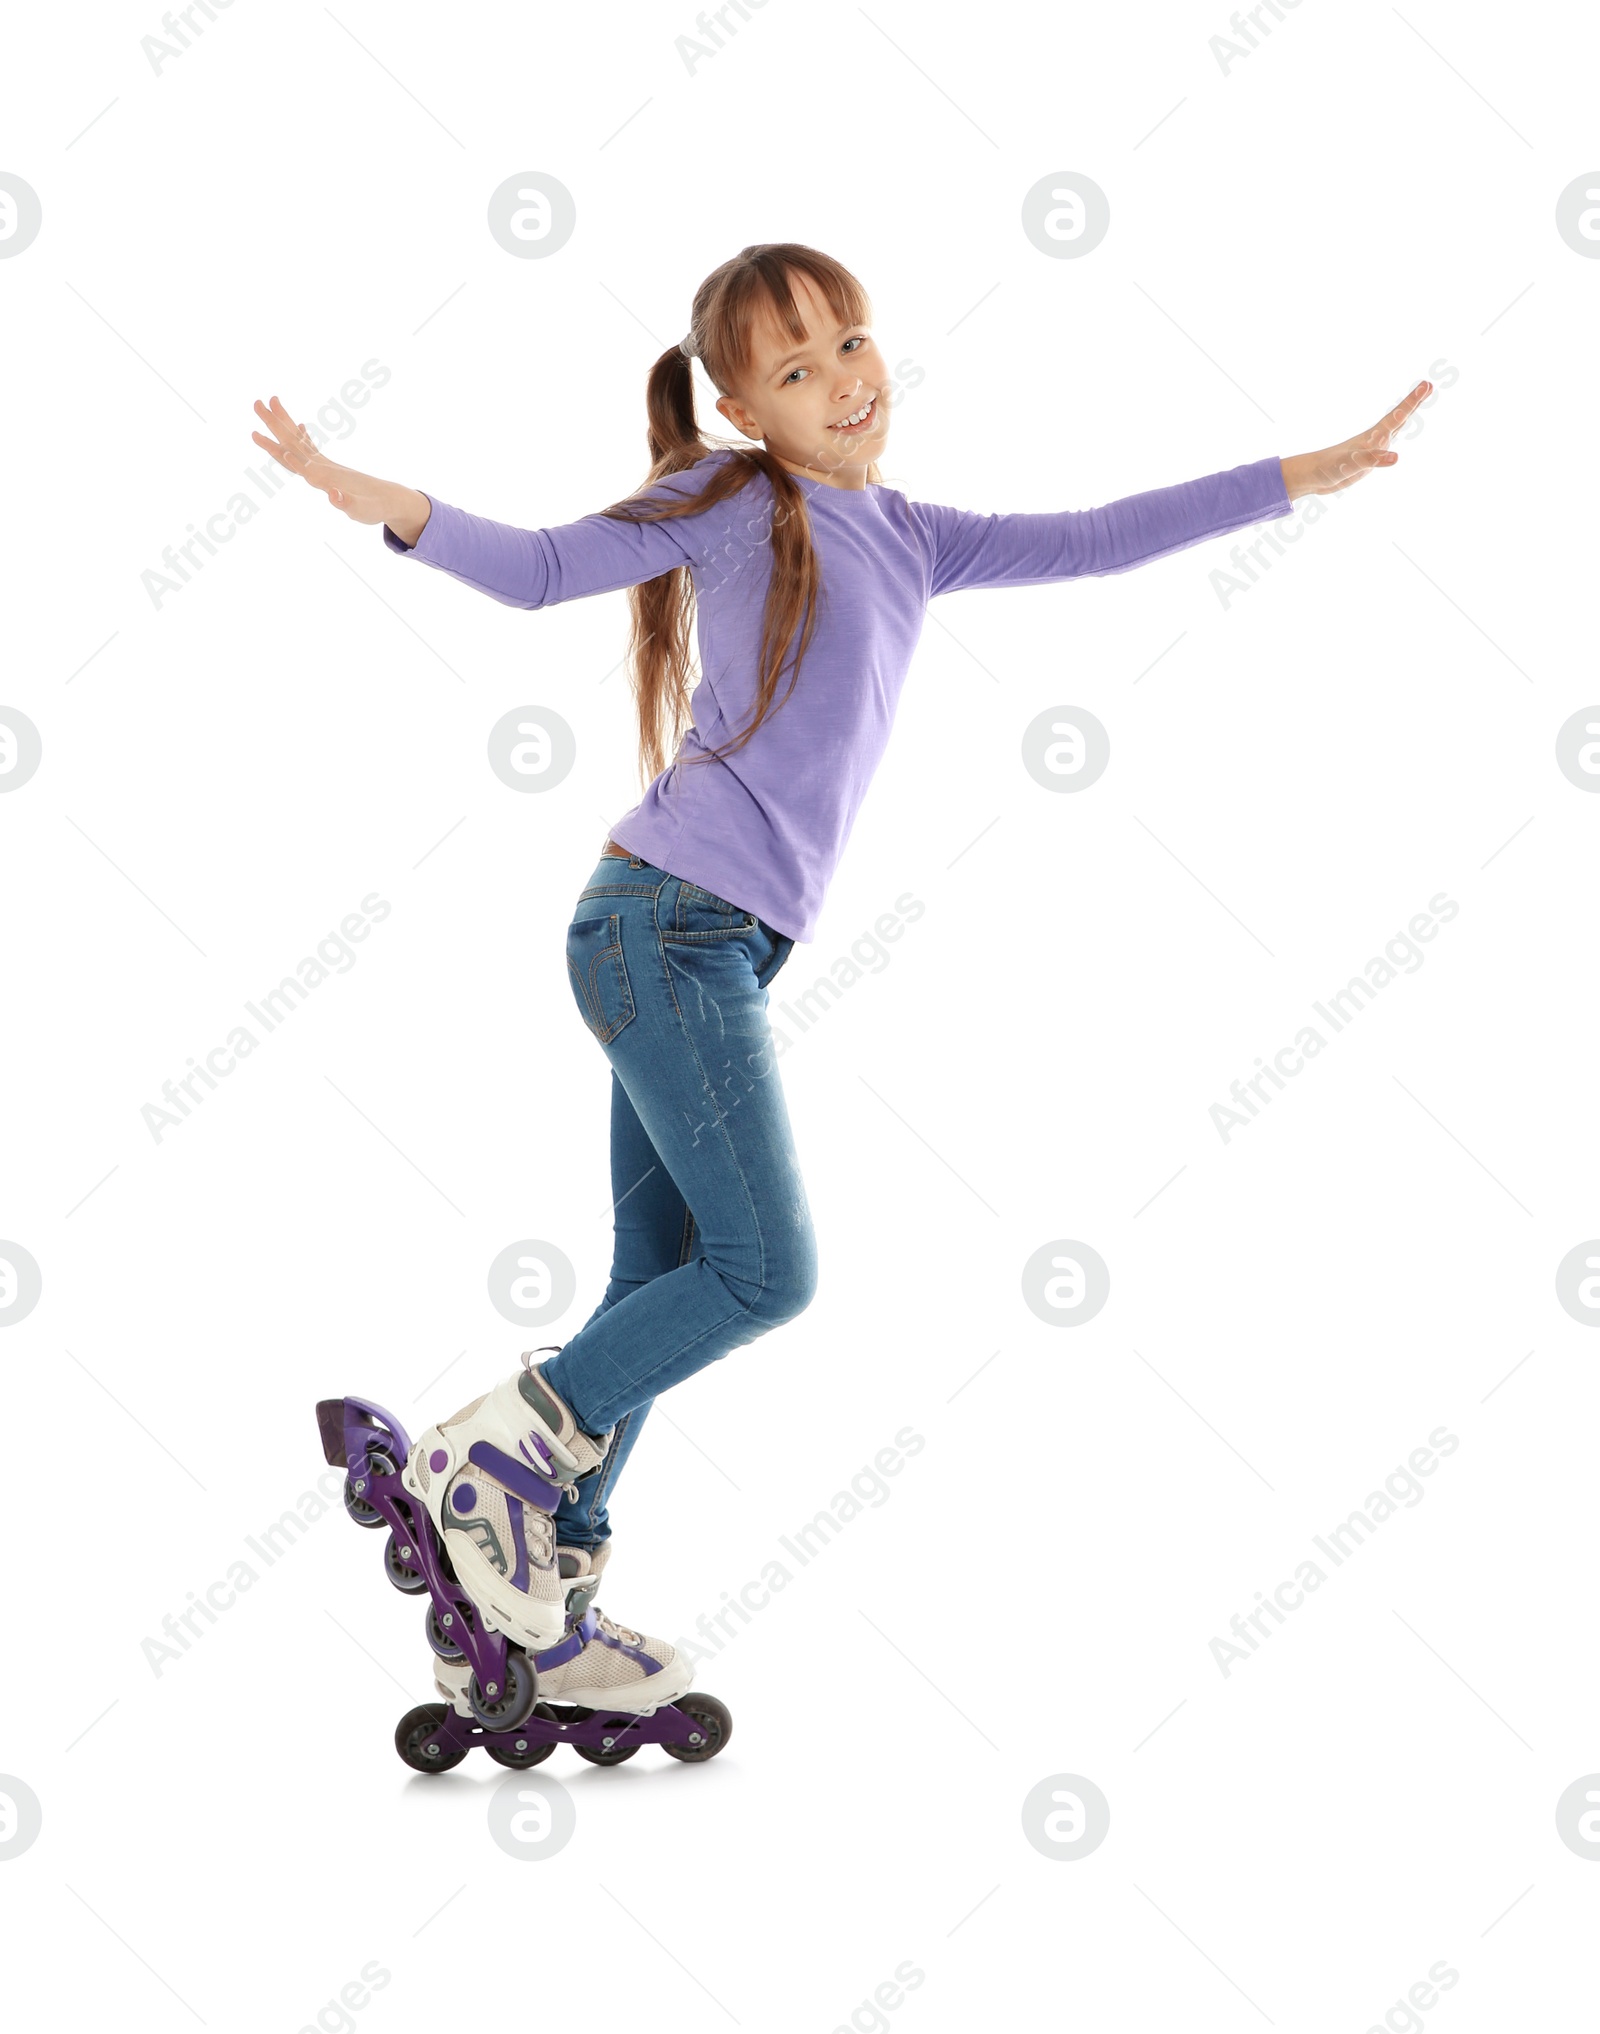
left=715, top=270, right=890, bottom=490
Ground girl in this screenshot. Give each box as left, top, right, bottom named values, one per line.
left=256, top=242, right=1428, bottom=1729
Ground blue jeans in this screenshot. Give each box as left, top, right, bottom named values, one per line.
left=546, top=848, right=818, bottom=1549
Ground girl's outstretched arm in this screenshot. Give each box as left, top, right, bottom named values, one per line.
left=912, top=378, right=1437, bottom=598
left=249, top=393, right=715, bottom=609
left=251, top=395, right=431, bottom=543
left=1280, top=380, right=1432, bottom=498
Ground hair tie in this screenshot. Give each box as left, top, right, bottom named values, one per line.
left=679, top=333, right=698, bottom=360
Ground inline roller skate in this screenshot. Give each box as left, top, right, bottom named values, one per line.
left=315, top=1375, right=733, bottom=1772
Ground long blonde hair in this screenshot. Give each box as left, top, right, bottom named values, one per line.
left=598, top=243, right=882, bottom=788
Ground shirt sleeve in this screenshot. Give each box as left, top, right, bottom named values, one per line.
left=380, top=463, right=723, bottom=610
left=909, top=455, right=1293, bottom=598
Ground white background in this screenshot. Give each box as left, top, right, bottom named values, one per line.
left=3, top=0, right=1597, bottom=2028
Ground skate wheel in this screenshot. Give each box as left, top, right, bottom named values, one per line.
left=573, top=1735, right=640, bottom=1766
left=394, top=1703, right=467, bottom=1774
left=424, top=1603, right=465, bottom=1660
left=467, top=1649, right=537, bottom=1732
left=342, top=1474, right=386, bottom=1528
left=383, top=1530, right=429, bottom=1594
left=487, top=1729, right=557, bottom=1769
left=662, top=1692, right=733, bottom=1764
left=343, top=1446, right=396, bottom=1529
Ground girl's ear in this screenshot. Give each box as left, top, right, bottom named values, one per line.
left=715, top=392, right=761, bottom=441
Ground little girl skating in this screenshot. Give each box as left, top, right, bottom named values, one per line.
left=264, top=242, right=1428, bottom=1764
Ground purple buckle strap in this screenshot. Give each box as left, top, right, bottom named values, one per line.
left=531, top=1608, right=599, bottom=1673
left=467, top=1439, right=564, bottom=1513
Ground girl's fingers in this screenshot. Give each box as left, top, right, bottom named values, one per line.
left=251, top=396, right=356, bottom=511
left=252, top=399, right=302, bottom=453
left=264, top=395, right=304, bottom=440
left=1382, top=383, right=1425, bottom=423
left=1348, top=380, right=1430, bottom=460
left=250, top=400, right=331, bottom=480
left=1375, top=380, right=1431, bottom=434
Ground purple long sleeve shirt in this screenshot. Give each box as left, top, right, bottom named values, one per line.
left=383, top=447, right=1292, bottom=941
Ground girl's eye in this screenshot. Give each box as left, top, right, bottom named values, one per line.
left=784, top=335, right=869, bottom=385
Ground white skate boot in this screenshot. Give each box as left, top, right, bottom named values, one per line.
left=402, top=1354, right=613, bottom=1652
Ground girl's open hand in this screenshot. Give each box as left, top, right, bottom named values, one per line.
left=250, top=396, right=393, bottom=525
left=1282, top=381, right=1433, bottom=500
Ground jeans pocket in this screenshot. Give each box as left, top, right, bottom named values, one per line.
left=566, top=914, right=637, bottom=1044
left=668, top=879, right=759, bottom=940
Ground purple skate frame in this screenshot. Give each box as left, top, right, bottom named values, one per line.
left=316, top=1393, right=518, bottom=1707
left=410, top=1695, right=721, bottom=1764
